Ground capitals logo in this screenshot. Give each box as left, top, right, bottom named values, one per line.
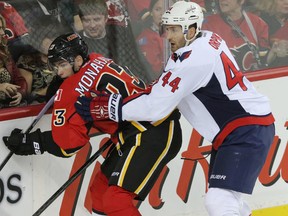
left=171, top=50, right=192, bottom=62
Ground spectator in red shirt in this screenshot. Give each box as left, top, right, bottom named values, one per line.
left=124, top=0, right=150, bottom=25
left=0, top=1, right=31, bottom=62
left=0, top=14, right=27, bottom=108
left=136, top=0, right=167, bottom=78
left=252, top=0, right=288, bottom=68
left=202, top=0, right=275, bottom=72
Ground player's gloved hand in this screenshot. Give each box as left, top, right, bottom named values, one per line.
left=75, top=91, right=123, bottom=122
left=2, top=128, right=45, bottom=155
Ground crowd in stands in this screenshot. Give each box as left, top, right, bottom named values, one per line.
left=0, top=0, right=287, bottom=109
left=135, top=0, right=166, bottom=77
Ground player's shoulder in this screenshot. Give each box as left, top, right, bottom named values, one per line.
left=198, top=30, right=214, bottom=40
left=189, top=31, right=226, bottom=62
left=53, top=78, right=78, bottom=111
left=88, top=53, right=113, bottom=62
left=83, top=53, right=113, bottom=70
left=88, top=52, right=105, bottom=59
left=191, top=30, right=223, bottom=51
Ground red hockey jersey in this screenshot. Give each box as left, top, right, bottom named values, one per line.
left=51, top=53, right=146, bottom=150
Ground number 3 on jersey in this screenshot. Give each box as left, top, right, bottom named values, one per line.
left=53, top=109, right=66, bottom=126
left=162, top=71, right=181, bottom=93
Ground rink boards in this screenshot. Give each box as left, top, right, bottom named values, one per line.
left=0, top=68, right=288, bottom=216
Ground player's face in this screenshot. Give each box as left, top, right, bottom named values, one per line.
left=52, top=60, right=74, bottom=79
left=81, top=14, right=107, bottom=38
left=164, top=25, right=186, bottom=52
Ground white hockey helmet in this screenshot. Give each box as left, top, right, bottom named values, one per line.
left=162, top=1, right=204, bottom=36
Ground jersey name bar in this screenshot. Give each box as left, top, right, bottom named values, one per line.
left=75, top=57, right=109, bottom=95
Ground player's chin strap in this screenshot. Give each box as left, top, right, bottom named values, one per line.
left=184, top=34, right=195, bottom=47
left=184, top=29, right=201, bottom=47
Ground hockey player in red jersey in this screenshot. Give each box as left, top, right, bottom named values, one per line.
left=3, top=33, right=182, bottom=215
left=74, top=1, right=276, bottom=216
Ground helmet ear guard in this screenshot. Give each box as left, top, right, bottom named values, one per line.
left=47, top=33, right=88, bottom=70
left=161, top=1, right=204, bottom=43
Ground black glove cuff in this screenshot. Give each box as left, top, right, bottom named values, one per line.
left=28, top=129, right=45, bottom=155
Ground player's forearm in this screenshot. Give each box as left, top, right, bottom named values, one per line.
left=122, top=94, right=176, bottom=122
left=3, top=129, right=79, bottom=158
left=42, top=131, right=81, bottom=158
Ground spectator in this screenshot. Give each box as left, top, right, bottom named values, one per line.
left=137, top=0, right=166, bottom=78
left=124, top=0, right=150, bottom=25
left=105, top=0, right=129, bottom=26
left=252, top=0, right=288, bottom=68
left=123, top=0, right=151, bottom=36
left=244, top=0, right=257, bottom=11
left=77, top=0, right=155, bottom=82
left=0, top=76, right=21, bottom=108
left=0, top=1, right=32, bottom=62
left=16, top=25, right=61, bottom=104
left=187, top=0, right=219, bottom=15
left=16, top=0, right=80, bottom=34
left=78, top=0, right=112, bottom=58
left=59, top=0, right=83, bottom=31
left=0, top=14, right=27, bottom=108
left=202, top=0, right=274, bottom=72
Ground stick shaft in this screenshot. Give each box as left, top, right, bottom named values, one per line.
left=25, top=95, right=55, bottom=134
left=0, top=152, right=13, bottom=171
left=32, top=139, right=112, bottom=216
left=0, top=96, right=55, bottom=172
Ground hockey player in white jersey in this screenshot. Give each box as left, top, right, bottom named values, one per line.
left=75, top=1, right=275, bottom=215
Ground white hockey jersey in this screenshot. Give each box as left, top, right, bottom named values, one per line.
left=122, top=31, right=274, bottom=149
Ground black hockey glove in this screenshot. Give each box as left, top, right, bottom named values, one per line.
left=75, top=91, right=123, bottom=122
left=3, top=128, right=45, bottom=156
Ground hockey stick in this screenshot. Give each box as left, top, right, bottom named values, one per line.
left=32, top=139, right=113, bottom=216
left=0, top=95, right=55, bottom=172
